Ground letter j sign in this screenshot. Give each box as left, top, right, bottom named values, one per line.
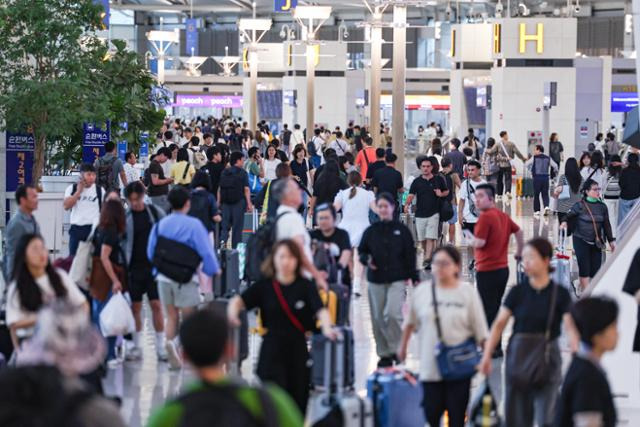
left=275, top=0, right=297, bottom=12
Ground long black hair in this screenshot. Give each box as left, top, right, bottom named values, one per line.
left=564, top=157, right=582, bottom=194
left=315, top=160, right=345, bottom=201
left=11, top=234, right=67, bottom=312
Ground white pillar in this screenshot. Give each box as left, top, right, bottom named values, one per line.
left=249, top=50, right=258, bottom=130
left=392, top=5, right=406, bottom=176
left=370, top=26, right=382, bottom=147
left=306, top=44, right=316, bottom=139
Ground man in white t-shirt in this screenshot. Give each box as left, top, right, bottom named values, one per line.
left=272, top=178, right=327, bottom=290
left=458, top=160, right=486, bottom=270
left=330, top=131, right=350, bottom=156
left=63, top=163, right=105, bottom=256
left=121, top=152, right=140, bottom=191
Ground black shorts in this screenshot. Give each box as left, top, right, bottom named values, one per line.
left=461, top=222, right=476, bottom=234
left=129, top=269, right=159, bottom=303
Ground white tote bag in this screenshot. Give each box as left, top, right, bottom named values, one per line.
left=69, top=225, right=97, bottom=290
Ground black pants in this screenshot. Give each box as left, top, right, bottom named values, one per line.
left=533, top=176, right=550, bottom=212
left=475, top=267, right=509, bottom=327
left=422, top=378, right=471, bottom=427
left=68, top=224, right=93, bottom=256
left=573, top=236, right=603, bottom=278
left=257, top=334, right=310, bottom=413
left=220, top=200, right=246, bottom=249
left=497, top=167, right=512, bottom=196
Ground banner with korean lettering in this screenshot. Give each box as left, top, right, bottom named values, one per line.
left=185, top=18, right=198, bottom=56
left=139, top=132, right=150, bottom=160
left=6, top=132, right=35, bottom=192
left=82, top=122, right=110, bottom=164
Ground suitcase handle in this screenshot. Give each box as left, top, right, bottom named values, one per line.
left=558, top=227, right=567, bottom=256
left=334, top=334, right=345, bottom=398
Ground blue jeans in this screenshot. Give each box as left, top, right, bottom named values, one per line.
left=68, top=224, right=93, bottom=256
left=92, top=292, right=117, bottom=361
left=618, top=197, right=639, bottom=228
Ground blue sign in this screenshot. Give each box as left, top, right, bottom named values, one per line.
left=139, top=132, right=150, bottom=159
left=82, top=122, right=110, bottom=164
left=117, top=141, right=127, bottom=161
left=185, top=18, right=198, bottom=56
left=274, top=0, right=297, bottom=12
left=6, top=132, right=35, bottom=192
left=611, top=92, right=639, bottom=113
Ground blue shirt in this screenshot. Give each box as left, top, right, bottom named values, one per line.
left=147, top=212, right=219, bottom=276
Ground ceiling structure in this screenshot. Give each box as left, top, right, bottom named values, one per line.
left=112, top=0, right=631, bottom=24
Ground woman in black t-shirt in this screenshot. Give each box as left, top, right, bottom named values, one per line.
left=479, top=238, right=578, bottom=427
left=228, top=239, right=334, bottom=413
left=555, top=297, right=618, bottom=427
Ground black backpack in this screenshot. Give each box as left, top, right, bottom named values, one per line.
left=307, top=137, right=318, bottom=157
left=245, top=212, right=290, bottom=283
left=177, top=383, right=277, bottom=427
left=95, top=155, right=117, bottom=191
left=219, top=168, right=245, bottom=204
left=189, top=190, right=213, bottom=231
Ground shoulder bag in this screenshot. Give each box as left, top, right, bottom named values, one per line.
left=89, top=231, right=127, bottom=302
left=505, top=283, right=559, bottom=390
left=582, top=201, right=606, bottom=250
left=432, top=283, right=481, bottom=381
left=437, top=175, right=454, bottom=222
left=271, top=280, right=306, bottom=334
left=151, top=223, right=202, bottom=283
left=69, top=224, right=97, bottom=290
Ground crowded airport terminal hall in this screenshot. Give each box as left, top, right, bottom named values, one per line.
left=2, top=0, right=640, bottom=426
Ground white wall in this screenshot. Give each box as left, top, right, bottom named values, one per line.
left=491, top=66, right=577, bottom=165
left=281, top=75, right=348, bottom=131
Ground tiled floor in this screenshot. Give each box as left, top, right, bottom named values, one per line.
left=105, top=195, right=586, bottom=426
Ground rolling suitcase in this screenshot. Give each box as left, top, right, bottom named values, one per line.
left=515, top=177, right=524, bottom=198
left=311, top=327, right=355, bottom=389
left=366, top=368, right=426, bottom=427
left=552, top=228, right=577, bottom=300
left=400, top=213, right=417, bottom=244
left=330, top=278, right=350, bottom=326
left=319, top=289, right=338, bottom=325
left=308, top=333, right=373, bottom=427
left=213, top=248, right=241, bottom=298
left=242, top=209, right=259, bottom=244
left=208, top=299, right=249, bottom=372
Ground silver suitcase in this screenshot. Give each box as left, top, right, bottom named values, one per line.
left=307, top=334, right=373, bottom=427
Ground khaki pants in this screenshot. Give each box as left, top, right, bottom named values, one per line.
left=367, top=280, right=405, bottom=358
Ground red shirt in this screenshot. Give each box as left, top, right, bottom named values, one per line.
left=474, top=207, right=520, bottom=272
left=355, top=147, right=377, bottom=180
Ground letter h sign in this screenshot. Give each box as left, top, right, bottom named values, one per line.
left=519, top=23, right=543, bottom=54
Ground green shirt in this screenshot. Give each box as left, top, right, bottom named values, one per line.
left=146, top=379, right=303, bottom=427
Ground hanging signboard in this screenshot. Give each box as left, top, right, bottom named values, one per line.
left=82, top=122, right=110, bottom=164
left=6, top=132, right=35, bottom=192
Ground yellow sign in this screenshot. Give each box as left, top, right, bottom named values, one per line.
left=519, top=22, right=543, bottom=54
left=493, top=24, right=501, bottom=54
left=450, top=29, right=456, bottom=57
left=242, top=48, right=249, bottom=71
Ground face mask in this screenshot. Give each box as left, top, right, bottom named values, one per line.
left=586, top=196, right=599, bottom=203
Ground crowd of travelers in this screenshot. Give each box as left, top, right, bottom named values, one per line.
left=0, top=114, right=636, bottom=427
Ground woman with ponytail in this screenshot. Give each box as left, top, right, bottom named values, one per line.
left=333, top=171, right=376, bottom=296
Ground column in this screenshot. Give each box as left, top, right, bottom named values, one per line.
left=370, top=25, right=382, bottom=147
left=306, top=44, right=315, bottom=141
left=249, top=50, right=258, bottom=130
left=392, top=5, right=406, bottom=176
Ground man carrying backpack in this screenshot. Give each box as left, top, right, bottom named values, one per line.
left=219, top=152, right=254, bottom=249
left=458, top=160, right=486, bottom=271
left=309, top=128, right=324, bottom=168
left=146, top=308, right=303, bottom=427
left=281, top=124, right=292, bottom=155
left=94, top=142, right=126, bottom=192
left=147, top=187, right=220, bottom=370
left=187, top=136, right=207, bottom=170
left=63, top=163, right=105, bottom=256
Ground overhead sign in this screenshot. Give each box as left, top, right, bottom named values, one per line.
left=380, top=94, right=450, bottom=111
left=185, top=18, right=198, bottom=56
left=6, top=132, right=35, bottom=192
left=519, top=22, right=544, bottom=54
left=82, top=122, right=110, bottom=164
left=275, top=0, right=297, bottom=12
left=173, top=94, right=244, bottom=109
left=611, top=92, right=639, bottom=113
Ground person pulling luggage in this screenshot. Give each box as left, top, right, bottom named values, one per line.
left=227, top=239, right=336, bottom=413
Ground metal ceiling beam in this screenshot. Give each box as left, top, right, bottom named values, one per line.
left=111, top=3, right=245, bottom=13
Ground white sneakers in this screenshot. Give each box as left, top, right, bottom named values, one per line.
left=544, top=207, right=550, bottom=216
left=534, top=211, right=541, bottom=218
left=165, top=340, right=183, bottom=370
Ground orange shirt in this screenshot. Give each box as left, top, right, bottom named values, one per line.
left=355, top=147, right=377, bottom=180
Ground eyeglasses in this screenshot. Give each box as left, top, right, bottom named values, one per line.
left=431, top=260, right=453, bottom=267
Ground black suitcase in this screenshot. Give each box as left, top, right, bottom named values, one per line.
left=208, top=299, right=249, bottom=370
left=330, top=282, right=350, bottom=326
left=214, top=249, right=240, bottom=298
left=311, top=326, right=355, bottom=390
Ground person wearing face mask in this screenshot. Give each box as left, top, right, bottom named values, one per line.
left=358, top=192, right=418, bottom=368
left=561, top=179, right=615, bottom=294
left=479, top=238, right=578, bottom=427
left=397, top=245, right=487, bottom=427
left=227, top=239, right=335, bottom=413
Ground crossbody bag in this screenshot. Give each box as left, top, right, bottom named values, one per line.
left=582, top=201, right=606, bottom=250
left=505, top=283, right=559, bottom=390
left=271, top=280, right=306, bottom=334
left=432, top=284, right=481, bottom=381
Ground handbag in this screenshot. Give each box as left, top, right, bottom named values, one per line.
left=89, top=256, right=126, bottom=302
left=69, top=224, right=97, bottom=290
left=248, top=172, right=263, bottom=194
left=505, top=283, right=559, bottom=390
left=582, top=201, right=606, bottom=250
left=432, top=283, right=480, bottom=381
left=152, top=224, right=202, bottom=283
left=438, top=174, right=454, bottom=222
